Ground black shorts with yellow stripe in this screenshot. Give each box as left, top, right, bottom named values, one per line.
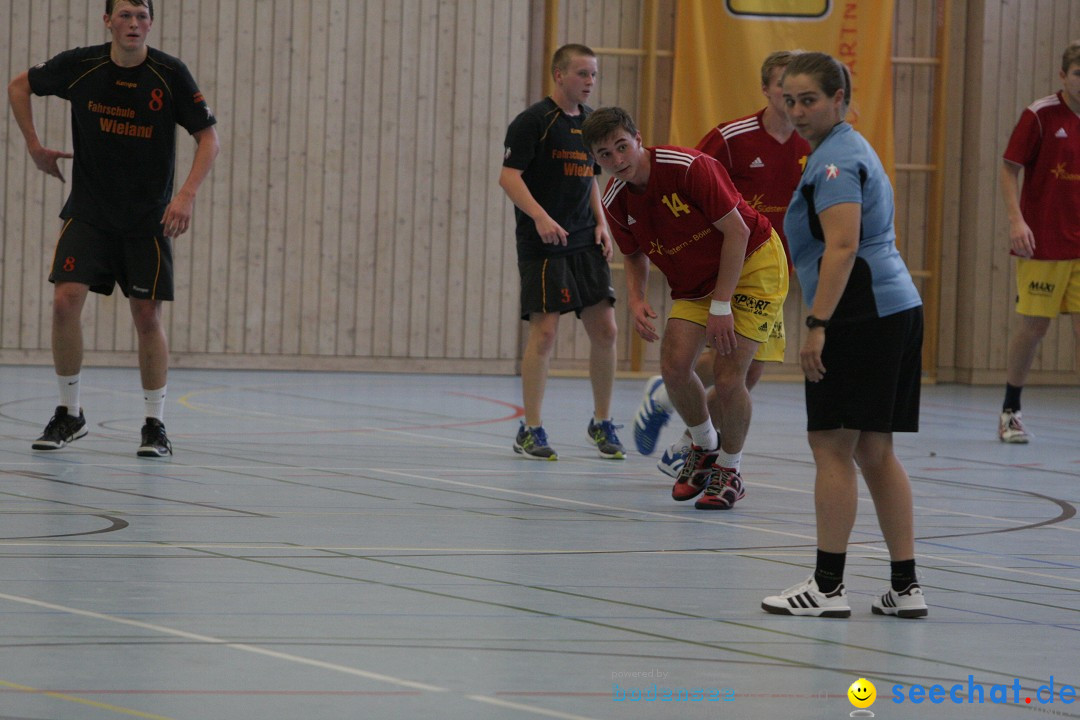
left=518, top=245, right=615, bottom=320
left=50, top=217, right=174, bottom=300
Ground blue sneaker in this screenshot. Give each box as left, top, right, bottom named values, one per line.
left=657, top=438, right=690, bottom=479
left=588, top=419, right=626, bottom=459
left=514, top=422, right=558, bottom=460
left=633, top=375, right=670, bottom=455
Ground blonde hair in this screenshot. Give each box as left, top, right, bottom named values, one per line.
left=760, top=50, right=803, bottom=87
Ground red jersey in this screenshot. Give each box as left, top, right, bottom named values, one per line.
left=696, top=108, right=809, bottom=257
left=1003, top=91, right=1080, bottom=260
left=602, top=146, right=773, bottom=300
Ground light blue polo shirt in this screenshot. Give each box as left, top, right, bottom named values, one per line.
left=784, top=122, right=921, bottom=323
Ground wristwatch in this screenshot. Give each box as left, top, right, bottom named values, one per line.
left=805, top=315, right=830, bottom=329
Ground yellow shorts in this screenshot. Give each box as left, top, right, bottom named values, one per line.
left=1015, top=258, right=1080, bottom=317
left=669, top=230, right=789, bottom=361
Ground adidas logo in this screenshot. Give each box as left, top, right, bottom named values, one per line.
left=627, top=215, right=636, bottom=225
left=758, top=322, right=768, bottom=332
left=750, top=157, right=764, bottom=168
left=1056, top=127, right=1068, bottom=138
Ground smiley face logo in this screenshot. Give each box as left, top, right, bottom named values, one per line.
left=848, top=678, right=877, bottom=708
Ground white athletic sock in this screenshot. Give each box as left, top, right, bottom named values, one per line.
left=688, top=420, right=718, bottom=451
left=144, top=386, right=166, bottom=422
left=716, top=450, right=742, bottom=471
left=58, top=374, right=81, bottom=416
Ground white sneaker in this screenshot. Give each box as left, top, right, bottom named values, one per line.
left=872, top=583, right=928, bottom=618
left=998, top=410, right=1030, bottom=443
left=657, top=437, right=691, bottom=478
left=762, top=576, right=851, bottom=618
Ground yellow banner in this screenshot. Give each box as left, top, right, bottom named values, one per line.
left=670, top=0, right=895, bottom=175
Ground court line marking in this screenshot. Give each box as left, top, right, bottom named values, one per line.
left=371, top=469, right=1080, bottom=585
left=0, top=678, right=176, bottom=720
left=0, top=593, right=606, bottom=719
left=0, top=592, right=445, bottom=693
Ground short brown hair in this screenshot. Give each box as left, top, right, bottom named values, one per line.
left=106, top=0, right=154, bottom=21
left=551, top=44, right=596, bottom=78
left=760, top=50, right=803, bottom=87
left=581, top=106, right=638, bottom=153
left=1063, top=40, right=1080, bottom=73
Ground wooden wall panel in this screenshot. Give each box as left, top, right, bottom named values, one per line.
left=1, top=0, right=1076, bottom=383
left=950, top=0, right=1079, bottom=383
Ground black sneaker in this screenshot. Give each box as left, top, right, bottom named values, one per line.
left=513, top=421, right=558, bottom=460
left=32, top=406, right=88, bottom=450
left=587, top=418, right=626, bottom=459
left=138, top=418, right=173, bottom=457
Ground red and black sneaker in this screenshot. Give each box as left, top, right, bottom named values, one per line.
left=671, top=444, right=718, bottom=501
left=694, top=467, right=745, bottom=510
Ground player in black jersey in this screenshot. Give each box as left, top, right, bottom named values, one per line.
left=499, top=44, right=624, bottom=461
left=8, top=0, right=219, bottom=457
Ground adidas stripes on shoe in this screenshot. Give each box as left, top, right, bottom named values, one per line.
left=761, top=576, right=851, bottom=618
left=872, top=583, right=928, bottom=618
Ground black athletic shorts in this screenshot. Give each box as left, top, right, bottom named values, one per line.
left=49, top=218, right=174, bottom=300
left=518, top=245, right=615, bottom=320
left=805, top=306, right=923, bottom=432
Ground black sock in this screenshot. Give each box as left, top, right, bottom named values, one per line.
left=814, top=549, right=846, bottom=593
left=891, top=558, right=918, bottom=592
left=1003, top=384, right=1023, bottom=413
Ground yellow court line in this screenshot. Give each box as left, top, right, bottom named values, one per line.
left=0, top=678, right=176, bottom=720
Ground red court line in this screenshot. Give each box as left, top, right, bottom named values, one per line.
left=494, top=691, right=848, bottom=699
left=0, top=689, right=422, bottom=696
left=177, top=392, right=524, bottom=438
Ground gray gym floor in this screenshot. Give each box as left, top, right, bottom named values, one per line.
left=0, top=365, right=1077, bottom=719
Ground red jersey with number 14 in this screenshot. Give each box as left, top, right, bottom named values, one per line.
left=602, top=146, right=773, bottom=299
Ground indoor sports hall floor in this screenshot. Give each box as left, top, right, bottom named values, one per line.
left=0, top=365, right=1077, bottom=720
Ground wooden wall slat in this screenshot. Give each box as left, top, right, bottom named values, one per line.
left=406, top=0, right=437, bottom=358
left=206, top=0, right=232, bottom=355
left=463, top=0, right=489, bottom=360
left=335, top=1, right=365, bottom=357
left=227, top=0, right=254, bottom=355
left=322, top=1, right=348, bottom=356
left=301, top=1, right=328, bottom=356
left=354, top=0, right=382, bottom=358
left=261, top=0, right=292, bottom=356
left=427, top=0, right=459, bottom=360
left=373, top=1, right=399, bottom=357
left=935, top=0, right=967, bottom=376
left=393, top=1, right=419, bottom=358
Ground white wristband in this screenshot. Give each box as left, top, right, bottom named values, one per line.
left=709, top=299, right=732, bottom=316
